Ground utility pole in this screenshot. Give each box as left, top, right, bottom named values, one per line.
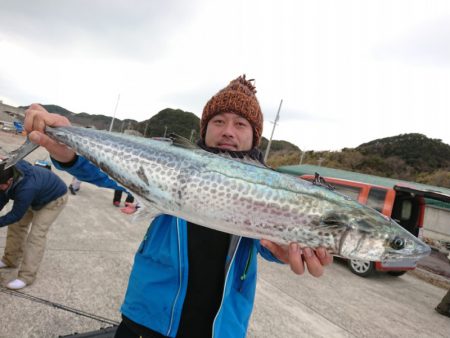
left=108, top=94, right=120, bottom=132
left=264, top=99, right=283, bottom=163
left=299, top=151, right=305, bottom=165
left=144, top=121, right=150, bottom=137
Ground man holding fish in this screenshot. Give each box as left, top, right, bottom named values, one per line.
left=24, top=75, right=333, bottom=337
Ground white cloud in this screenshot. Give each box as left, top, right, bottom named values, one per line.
left=1, top=0, right=449, bottom=151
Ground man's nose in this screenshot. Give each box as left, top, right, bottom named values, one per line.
left=222, top=122, right=235, bottom=137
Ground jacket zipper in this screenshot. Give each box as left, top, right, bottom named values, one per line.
left=166, top=218, right=183, bottom=336
left=211, top=237, right=242, bottom=338
left=239, top=242, right=254, bottom=291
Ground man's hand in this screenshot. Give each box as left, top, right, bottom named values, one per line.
left=24, top=104, right=76, bottom=163
left=260, top=240, right=333, bottom=277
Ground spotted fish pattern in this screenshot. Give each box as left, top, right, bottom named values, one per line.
left=45, top=126, right=430, bottom=262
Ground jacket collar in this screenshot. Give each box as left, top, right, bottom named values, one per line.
left=196, top=139, right=267, bottom=166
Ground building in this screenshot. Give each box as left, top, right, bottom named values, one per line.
left=0, top=101, right=25, bottom=122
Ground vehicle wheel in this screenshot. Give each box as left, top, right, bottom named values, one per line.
left=347, top=259, right=374, bottom=277
left=387, top=271, right=407, bottom=277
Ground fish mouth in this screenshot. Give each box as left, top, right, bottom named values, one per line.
left=337, top=223, right=432, bottom=262
left=382, top=239, right=431, bottom=261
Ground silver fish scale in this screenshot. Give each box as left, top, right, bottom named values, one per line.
left=44, top=126, right=431, bottom=262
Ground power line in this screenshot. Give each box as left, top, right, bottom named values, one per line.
left=108, top=94, right=120, bottom=132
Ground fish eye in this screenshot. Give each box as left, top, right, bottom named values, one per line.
left=390, top=236, right=405, bottom=250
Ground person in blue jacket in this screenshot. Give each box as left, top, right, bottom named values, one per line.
left=24, top=75, right=333, bottom=337
left=0, top=160, right=68, bottom=289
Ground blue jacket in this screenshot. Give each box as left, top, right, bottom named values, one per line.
left=55, top=155, right=281, bottom=338
left=0, top=160, right=67, bottom=227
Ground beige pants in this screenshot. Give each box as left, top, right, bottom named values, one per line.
left=1, top=192, right=68, bottom=285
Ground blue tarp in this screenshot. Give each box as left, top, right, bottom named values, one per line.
left=13, top=121, right=23, bottom=133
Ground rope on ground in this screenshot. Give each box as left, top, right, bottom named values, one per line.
left=0, top=286, right=120, bottom=326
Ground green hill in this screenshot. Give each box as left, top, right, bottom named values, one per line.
left=295, top=134, right=450, bottom=188
left=356, top=133, right=450, bottom=172
left=135, top=108, right=200, bottom=140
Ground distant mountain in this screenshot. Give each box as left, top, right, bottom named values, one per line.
left=356, top=133, right=450, bottom=172
left=297, top=133, right=450, bottom=188
left=36, top=104, right=74, bottom=118
left=134, top=108, right=201, bottom=140
left=20, top=104, right=136, bottom=131
left=31, top=104, right=299, bottom=153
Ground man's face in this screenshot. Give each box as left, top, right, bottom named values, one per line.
left=0, top=178, right=12, bottom=191
left=204, top=112, right=253, bottom=151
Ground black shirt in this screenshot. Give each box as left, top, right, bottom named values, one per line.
left=177, top=222, right=230, bottom=337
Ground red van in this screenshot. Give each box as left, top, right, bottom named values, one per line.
left=277, top=165, right=450, bottom=277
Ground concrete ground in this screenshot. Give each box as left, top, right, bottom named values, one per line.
left=0, top=131, right=449, bottom=338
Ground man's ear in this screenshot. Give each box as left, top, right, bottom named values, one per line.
left=7, top=177, right=13, bottom=185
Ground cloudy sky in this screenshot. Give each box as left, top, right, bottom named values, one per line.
left=1, top=0, right=449, bottom=151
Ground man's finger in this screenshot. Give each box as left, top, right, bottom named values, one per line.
left=29, top=131, right=59, bottom=147
left=24, top=103, right=71, bottom=133
left=28, top=131, right=76, bottom=163
left=260, top=239, right=289, bottom=263
left=24, top=106, right=39, bottom=132
left=316, top=247, right=333, bottom=266
left=28, top=131, right=59, bottom=152
left=288, top=243, right=305, bottom=275
left=303, top=248, right=324, bottom=277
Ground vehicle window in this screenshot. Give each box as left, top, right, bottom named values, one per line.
left=400, top=200, right=412, bottom=220
left=332, top=184, right=361, bottom=201
left=367, top=188, right=387, bottom=212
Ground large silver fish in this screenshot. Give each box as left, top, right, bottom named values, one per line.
left=17, top=126, right=432, bottom=262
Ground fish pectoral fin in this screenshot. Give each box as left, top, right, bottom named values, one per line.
left=320, top=212, right=351, bottom=229
left=316, top=223, right=346, bottom=232
left=169, top=133, right=200, bottom=150
left=214, top=151, right=267, bottom=168
left=316, top=217, right=349, bottom=234
left=131, top=204, right=162, bottom=223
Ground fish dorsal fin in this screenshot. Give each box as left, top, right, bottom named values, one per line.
left=168, top=133, right=200, bottom=150
left=151, top=137, right=173, bottom=143
left=212, top=150, right=268, bottom=168
left=168, top=133, right=268, bottom=168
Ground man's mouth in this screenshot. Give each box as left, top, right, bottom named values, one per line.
left=217, top=143, right=237, bottom=150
